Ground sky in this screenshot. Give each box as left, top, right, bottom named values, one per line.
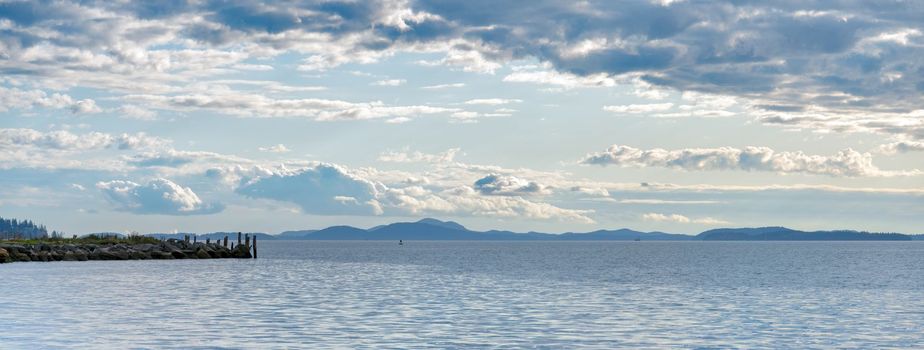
left=1, top=0, right=923, bottom=235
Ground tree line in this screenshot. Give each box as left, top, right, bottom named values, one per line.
left=0, top=216, right=62, bottom=239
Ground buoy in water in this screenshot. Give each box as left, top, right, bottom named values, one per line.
left=399, top=240, right=404, bottom=245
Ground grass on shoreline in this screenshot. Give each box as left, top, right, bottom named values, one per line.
left=2, top=234, right=162, bottom=246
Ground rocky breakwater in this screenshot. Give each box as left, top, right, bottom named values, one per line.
left=0, top=239, right=253, bottom=263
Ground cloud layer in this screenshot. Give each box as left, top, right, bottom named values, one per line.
left=581, top=145, right=919, bottom=177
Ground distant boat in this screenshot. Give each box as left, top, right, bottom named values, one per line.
left=634, top=237, right=641, bottom=241
left=399, top=240, right=404, bottom=245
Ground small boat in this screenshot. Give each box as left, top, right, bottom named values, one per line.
left=399, top=240, right=404, bottom=245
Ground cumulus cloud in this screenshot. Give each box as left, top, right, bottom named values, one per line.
left=97, top=178, right=223, bottom=215
left=581, top=145, right=920, bottom=177
left=878, top=140, right=924, bottom=154
left=69, top=99, right=102, bottom=114
left=380, top=185, right=594, bottom=223
left=230, top=163, right=592, bottom=222
left=570, top=186, right=611, bottom=197
left=473, top=174, right=549, bottom=196
left=236, top=164, right=385, bottom=215
left=642, top=213, right=728, bottom=225
left=0, top=87, right=100, bottom=114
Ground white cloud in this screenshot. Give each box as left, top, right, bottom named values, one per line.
left=236, top=163, right=385, bottom=215
left=0, top=128, right=167, bottom=151
left=381, top=186, right=594, bottom=223
left=464, top=98, right=522, bottom=105
left=117, top=105, right=158, bottom=120
left=421, top=83, right=466, bottom=90
left=419, top=48, right=503, bottom=74
left=473, top=174, right=550, bottom=196
left=231, top=163, right=592, bottom=222
left=570, top=186, right=611, bottom=197
left=642, top=213, right=728, bottom=225
left=503, top=70, right=618, bottom=89
left=0, top=87, right=100, bottom=114
left=603, top=103, right=674, bottom=114
left=124, top=91, right=460, bottom=122
left=581, top=145, right=920, bottom=177
left=259, top=144, right=291, bottom=153
left=378, top=148, right=460, bottom=163
left=70, top=99, right=102, bottom=114
left=371, top=79, right=407, bottom=87
left=878, top=140, right=924, bottom=154
left=97, top=178, right=223, bottom=215
left=231, top=64, right=275, bottom=71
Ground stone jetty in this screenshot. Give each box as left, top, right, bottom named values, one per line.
left=0, top=238, right=253, bottom=263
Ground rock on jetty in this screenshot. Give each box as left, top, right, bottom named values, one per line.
left=0, top=239, right=253, bottom=263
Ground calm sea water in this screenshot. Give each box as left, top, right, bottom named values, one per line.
left=2, top=241, right=924, bottom=349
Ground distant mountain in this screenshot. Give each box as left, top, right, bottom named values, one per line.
left=277, top=230, right=318, bottom=239
left=273, top=219, right=913, bottom=241
left=697, top=227, right=911, bottom=241
left=282, top=218, right=693, bottom=241
left=411, top=218, right=467, bottom=231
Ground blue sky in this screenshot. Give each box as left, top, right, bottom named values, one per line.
left=1, top=0, right=922, bottom=235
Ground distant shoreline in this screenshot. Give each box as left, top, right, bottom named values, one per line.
left=138, top=219, right=917, bottom=242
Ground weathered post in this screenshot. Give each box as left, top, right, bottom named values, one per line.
left=223, top=236, right=228, bottom=248
left=206, top=238, right=210, bottom=245
left=237, top=232, right=242, bottom=246
left=245, top=234, right=250, bottom=247
left=252, top=235, right=257, bottom=259
left=193, top=235, right=197, bottom=244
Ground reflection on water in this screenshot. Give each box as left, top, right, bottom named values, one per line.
left=2, top=241, right=923, bottom=348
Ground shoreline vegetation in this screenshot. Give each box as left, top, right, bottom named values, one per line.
left=0, top=233, right=256, bottom=264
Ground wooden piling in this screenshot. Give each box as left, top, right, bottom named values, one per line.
left=223, top=236, right=228, bottom=248
left=252, top=235, right=257, bottom=259
left=206, top=238, right=210, bottom=244
left=193, top=235, right=197, bottom=244
left=245, top=234, right=250, bottom=247
left=237, top=232, right=242, bottom=246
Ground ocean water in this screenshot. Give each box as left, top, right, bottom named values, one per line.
left=2, top=241, right=924, bottom=349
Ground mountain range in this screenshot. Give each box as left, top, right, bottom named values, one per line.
left=155, top=218, right=912, bottom=241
